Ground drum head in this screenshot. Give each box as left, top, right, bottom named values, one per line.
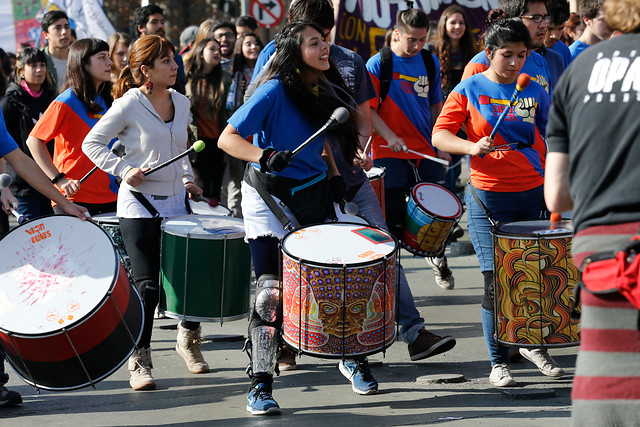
left=492, top=219, right=573, bottom=238
left=0, top=215, right=118, bottom=335
left=188, top=199, right=232, bottom=216
left=412, top=183, right=462, bottom=219
left=365, top=166, right=385, bottom=179
left=92, top=212, right=119, bottom=226
left=282, top=223, right=396, bottom=266
left=161, top=215, right=245, bottom=239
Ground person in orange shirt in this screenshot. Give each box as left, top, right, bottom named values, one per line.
left=27, top=39, right=117, bottom=216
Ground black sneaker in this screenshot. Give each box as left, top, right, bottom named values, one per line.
left=408, top=328, right=456, bottom=361
left=0, top=385, right=22, bottom=407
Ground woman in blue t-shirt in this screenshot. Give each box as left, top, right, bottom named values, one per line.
left=218, top=21, right=360, bottom=415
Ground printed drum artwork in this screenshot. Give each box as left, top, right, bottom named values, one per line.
left=492, top=220, right=580, bottom=347
left=281, top=222, right=397, bottom=358
left=402, top=182, right=463, bottom=256
left=92, top=213, right=132, bottom=274
left=159, top=215, right=251, bottom=323
left=0, top=215, right=144, bottom=390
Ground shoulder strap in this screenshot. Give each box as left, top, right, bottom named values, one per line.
left=420, top=49, right=436, bottom=92
left=379, top=47, right=393, bottom=102
left=379, top=47, right=436, bottom=102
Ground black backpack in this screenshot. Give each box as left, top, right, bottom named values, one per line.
left=378, top=46, right=436, bottom=102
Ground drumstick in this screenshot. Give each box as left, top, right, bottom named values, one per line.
left=143, top=140, right=206, bottom=176
left=490, top=73, right=530, bottom=140
left=193, top=194, right=220, bottom=208
left=362, top=135, right=373, bottom=156
left=292, top=107, right=349, bottom=157
left=9, top=203, right=27, bottom=225
left=380, top=145, right=449, bottom=166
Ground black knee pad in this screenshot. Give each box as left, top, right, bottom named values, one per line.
left=482, top=270, right=495, bottom=311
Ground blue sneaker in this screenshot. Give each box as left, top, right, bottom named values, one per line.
left=246, top=383, right=281, bottom=415
left=338, top=359, right=378, bottom=395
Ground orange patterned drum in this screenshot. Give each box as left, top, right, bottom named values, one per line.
left=281, top=222, right=397, bottom=358
left=492, top=220, right=580, bottom=348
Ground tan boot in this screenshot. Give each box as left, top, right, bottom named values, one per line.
left=128, top=347, right=156, bottom=390
left=176, top=325, right=210, bottom=374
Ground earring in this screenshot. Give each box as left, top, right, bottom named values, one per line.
left=145, top=80, right=153, bottom=94
left=20, top=74, right=24, bottom=79
left=296, top=68, right=301, bottom=74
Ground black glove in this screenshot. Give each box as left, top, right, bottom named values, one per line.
left=259, top=147, right=292, bottom=173
left=329, top=175, right=347, bottom=213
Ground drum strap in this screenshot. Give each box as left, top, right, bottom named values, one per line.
left=469, top=185, right=497, bottom=226
left=246, top=166, right=294, bottom=232
left=130, top=190, right=160, bottom=218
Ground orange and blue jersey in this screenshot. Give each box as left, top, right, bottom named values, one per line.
left=30, top=88, right=118, bottom=204
left=462, top=50, right=552, bottom=94
left=366, top=50, right=442, bottom=160
left=433, top=73, right=550, bottom=192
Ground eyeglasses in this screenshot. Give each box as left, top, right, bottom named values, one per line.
left=214, top=32, right=235, bottom=40
left=520, top=14, right=552, bottom=24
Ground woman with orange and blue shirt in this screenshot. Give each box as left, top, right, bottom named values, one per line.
left=432, top=18, right=552, bottom=388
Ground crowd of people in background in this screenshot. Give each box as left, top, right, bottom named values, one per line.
left=1, top=0, right=638, bottom=424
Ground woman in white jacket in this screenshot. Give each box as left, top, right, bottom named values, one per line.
left=83, top=35, right=204, bottom=391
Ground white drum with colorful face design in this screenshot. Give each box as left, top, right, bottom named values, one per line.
left=402, top=182, right=463, bottom=256
left=281, top=222, right=397, bottom=358
left=0, top=215, right=143, bottom=391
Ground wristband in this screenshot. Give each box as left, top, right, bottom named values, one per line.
left=51, top=172, right=66, bottom=184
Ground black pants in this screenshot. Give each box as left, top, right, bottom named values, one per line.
left=191, top=137, right=226, bottom=200
left=119, top=217, right=162, bottom=349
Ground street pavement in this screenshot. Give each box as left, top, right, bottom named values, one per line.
left=0, top=210, right=578, bottom=426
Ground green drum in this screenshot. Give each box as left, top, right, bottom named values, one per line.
left=159, top=215, right=251, bottom=323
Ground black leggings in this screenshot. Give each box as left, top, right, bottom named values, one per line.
left=119, top=217, right=162, bottom=349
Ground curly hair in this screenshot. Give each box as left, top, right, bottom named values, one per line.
left=603, top=0, right=640, bottom=33
left=433, top=6, right=478, bottom=94
left=265, top=21, right=360, bottom=163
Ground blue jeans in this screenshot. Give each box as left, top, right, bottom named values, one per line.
left=465, top=183, right=546, bottom=365
left=16, top=194, right=54, bottom=220
left=352, top=179, right=425, bottom=344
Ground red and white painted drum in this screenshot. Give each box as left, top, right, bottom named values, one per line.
left=0, top=215, right=143, bottom=391
left=402, top=182, right=463, bottom=256
left=281, top=222, right=397, bottom=358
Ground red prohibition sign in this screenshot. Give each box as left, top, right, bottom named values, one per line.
left=250, top=0, right=284, bottom=29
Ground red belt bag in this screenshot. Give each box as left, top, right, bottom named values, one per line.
left=581, top=235, right=640, bottom=310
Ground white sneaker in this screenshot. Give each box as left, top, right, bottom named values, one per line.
left=425, top=257, right=455, bottom=290
left=519, top=348, right=564, bottom=377
left=489, top=363, right=517, bottom=387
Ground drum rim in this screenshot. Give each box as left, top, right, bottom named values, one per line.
left=364, top=165, right=385, bottom=178
left=281, top=329, right=397, bottom=359
left=281, top=221, right=398, bottom=268
left=0, top=214, right=123, bottom=336
left=411, top=182, right=463, bottom=219
left=188, top=199, right=232, bottom=215
left=491, top=219, right=573, bottom=238
left=161, top=214, right=245, bottom=239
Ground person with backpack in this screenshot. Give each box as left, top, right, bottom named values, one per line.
left=366, top=4, right=456, bottom=290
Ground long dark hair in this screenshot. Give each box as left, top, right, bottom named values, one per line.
left=113, top=35, right=175, bottom=99
left=433, top=6, right=478, bottom=93
left=265, top=21, right=360, bottom=163
left=12, top=48, right=56, bottom=94
left=231, top=32, right=263, bottom=73
left=185, top=38, right=226, bottom=120
left=64, top=38, right=113, bottom=113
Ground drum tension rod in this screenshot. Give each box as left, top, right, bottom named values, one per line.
left=7, top=333, right=41, bottom=393
left=62, top=328, right=97, bottom=389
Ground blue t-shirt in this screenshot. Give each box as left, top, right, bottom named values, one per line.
left=539, top=47, right=565, bottom=90
left=569, top=39, right=590, bottom=60
left=0, top=109, right=18, bottom=157
left=366, top=49, right=443, bottom=160
left=550, top=40, right=572, bottom=68
left=464, top=50, right=552, bottom=95
left=228, top=79, right=327, bottom=180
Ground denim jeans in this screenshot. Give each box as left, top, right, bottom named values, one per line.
left=465, top=183, right=546, bottom=365
left=351, top=179, right=425, bottom=344
left=16, top=194, right=54, bottom=220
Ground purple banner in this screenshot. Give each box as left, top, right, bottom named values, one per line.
left=334, top=0, right=497, bottom=60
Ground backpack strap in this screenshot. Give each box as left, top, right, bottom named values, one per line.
left=379, top=46, right=393, bottom=103
left=378, top=47, right=436, bottom=103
